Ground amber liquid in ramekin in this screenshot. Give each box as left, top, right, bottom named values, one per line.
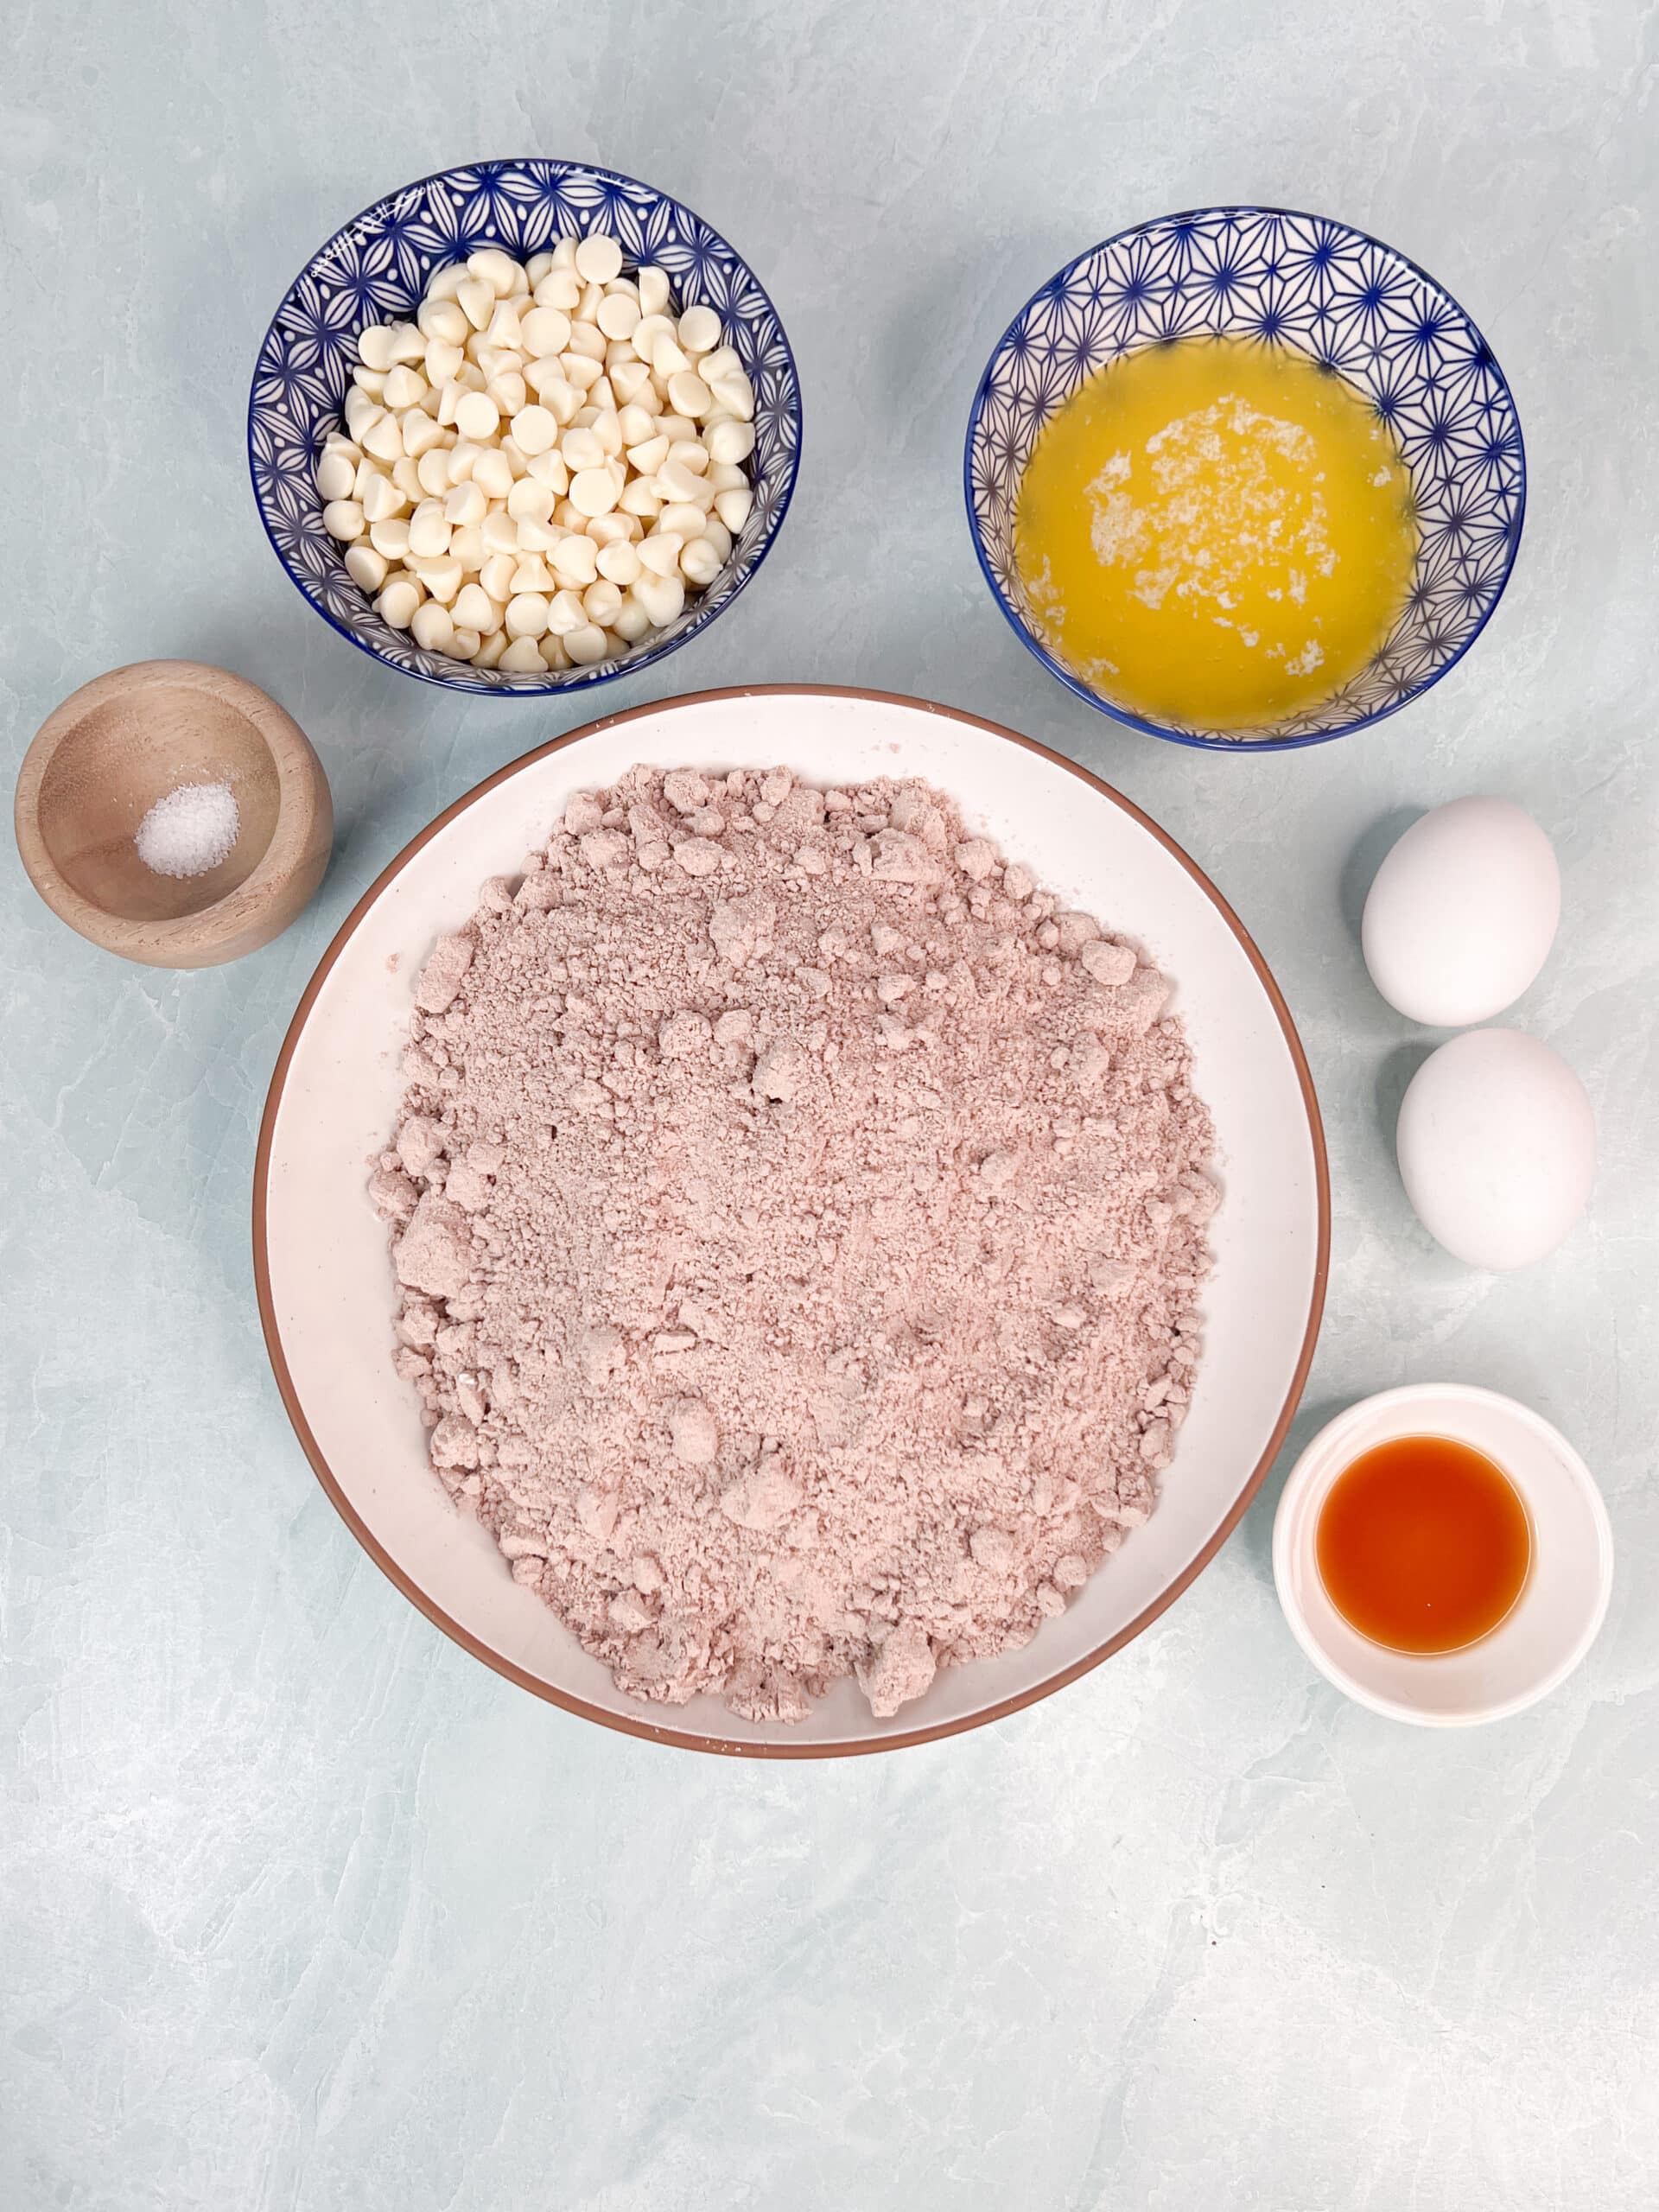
left=1315, top=1435, right=1532, bottom=1656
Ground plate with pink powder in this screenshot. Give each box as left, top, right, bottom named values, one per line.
left=256, top=686, right=1328, bottom=1756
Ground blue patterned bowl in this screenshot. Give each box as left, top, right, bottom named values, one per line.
left=250, top=160, right=801, bottom=696
left=964, top=207, right=1525, bottom=750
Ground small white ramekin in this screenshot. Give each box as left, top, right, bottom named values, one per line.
left=1273, top=1384, right=1613, bottom=1726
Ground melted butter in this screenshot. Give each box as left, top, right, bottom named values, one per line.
left=1012, top=337, right=1418, bottom=732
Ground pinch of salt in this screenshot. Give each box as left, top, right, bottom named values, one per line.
left=134, top=781, right=239, bottom=879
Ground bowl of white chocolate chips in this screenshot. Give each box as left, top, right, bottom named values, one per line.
left=249, top=160, right=801, bottom=694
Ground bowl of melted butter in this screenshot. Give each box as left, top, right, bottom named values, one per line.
left=965, top=207, right=1524, bottom=749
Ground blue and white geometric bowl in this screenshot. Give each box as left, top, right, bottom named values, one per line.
left=965, top=207, right=1525, bottom=750
left=250, top=160, right=802, bottom=696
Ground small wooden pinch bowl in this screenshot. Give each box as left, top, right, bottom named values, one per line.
left=15, top=659, right=333, bottom=969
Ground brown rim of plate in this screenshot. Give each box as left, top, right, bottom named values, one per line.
left=253, top=683, right=1332, bottom=1758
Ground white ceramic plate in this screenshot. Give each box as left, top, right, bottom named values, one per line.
left=256, top=687, right=1329, bottom=1756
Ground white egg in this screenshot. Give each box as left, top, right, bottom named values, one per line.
left=1396, top=1029, right=1594, bottom=1269
left=1362, top=798, right=1560, bottom=1027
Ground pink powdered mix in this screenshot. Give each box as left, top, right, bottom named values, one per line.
left=370, top=764, right=1215, bottom=1724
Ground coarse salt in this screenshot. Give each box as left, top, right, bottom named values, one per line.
left=134, top=781, right=239, bottom=879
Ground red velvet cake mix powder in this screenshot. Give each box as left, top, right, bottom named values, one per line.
left=372, top=765, right=1214, bottom=1722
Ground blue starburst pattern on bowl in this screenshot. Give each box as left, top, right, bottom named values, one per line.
left=965, top=207, right=1525, bottom=750
left=250, top=161, right=802, bottom=696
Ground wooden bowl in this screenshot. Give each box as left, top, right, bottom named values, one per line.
left=14, top=660, right=333, bottom=969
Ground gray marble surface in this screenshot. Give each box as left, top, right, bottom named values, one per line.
left=3, top=3, right=1656, bottom=2206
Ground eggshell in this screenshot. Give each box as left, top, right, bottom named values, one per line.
left=1362, top=798, right=1560, bottom=1027
left=1396, top=1029, right=1594, bottom=1270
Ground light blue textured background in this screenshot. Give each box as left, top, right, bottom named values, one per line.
left=3, top=3, right=1656, bottom=2207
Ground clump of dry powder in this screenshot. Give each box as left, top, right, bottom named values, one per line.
left=371, top=765, right=1215, bottom=1723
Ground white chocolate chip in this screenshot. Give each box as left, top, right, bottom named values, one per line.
left=611, top=594, right=653, bottom=642
left=509, top=554, right=554, bottom=594
left=550, top=533, right=600, bottom=587
left=443, top=480, right=486, bottom=528
left=525, top=448, right=569, bottom=494
left=327, top=241, right=754, bottom=671
left=376, top=576, right=422, bottom=628
left=315, top=448, right=357, bottom=501
left=344, top=542, right=387, bottom=594
left=596, top=292, right=640, bottom=340
left=706, top=418, right=756, bottom=466
left=667, top=370, right=713, bottom=418
left=359, top=471, right=405, bottom=524
left=680, top=536, right=722, bottom=588
left=658, top=500, right=710, bottom=540
left=454, top=390, right=499, bottom=442
left=479, top=550, right=516, bottom=603
left=486, top=372, right=526, bottom=420
left=505, top=592, right=550, bottom=639
left=368, top=516, right=410, bottom=559
left=472, top=448, right=515, bottom=501
left=638, top=532, right=684, bottom=578
left=610, top=359, right=654, bottom=407
left=569, top=467, right=620, bottom=518
left=560, top=425, right=605, bottom=472
left=456, top=278, right=495, bottom=331
left=361, top=414, right=404, bottom=463
left=510, top=404, right=558, bottom=457
left=452, top=582, right=500, bottom=633
left=410, top=599, right=454, bottom=653
left=633, top=569, right=685, bottom=626
left=708, top=367, right=755, bottom=419
left=481, top=509, right=521, bottom=556
left=596, top=538, right=642, bottom=586
left=520, top=306, right=572, bottom=358
left=574, top=232, right=623, bottom=285
left=399, top=410, right=444, bottom=459
left=417, top=297, right=467, bottom=345
left=383, top=364, right=426, bottom=410
left=413, top=557, right=461, bottom=603
left=507, top=477, right=556, bottom=524
left=467, top=247, right=520, bottom=298
left=534, top=268, right=581, bottom=312
left=484, top=299, right=524, bottom=351
left=652, top=337, right=693, bottom=384
left=582, top=577, right=623, bottom=627
left=677, top=304, right=721, bottom=354
left=626, top=433, right=671, bottom=477
left=357, top=326, right=397, bottom=372
left=407, top=500, right=450, bottom=559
